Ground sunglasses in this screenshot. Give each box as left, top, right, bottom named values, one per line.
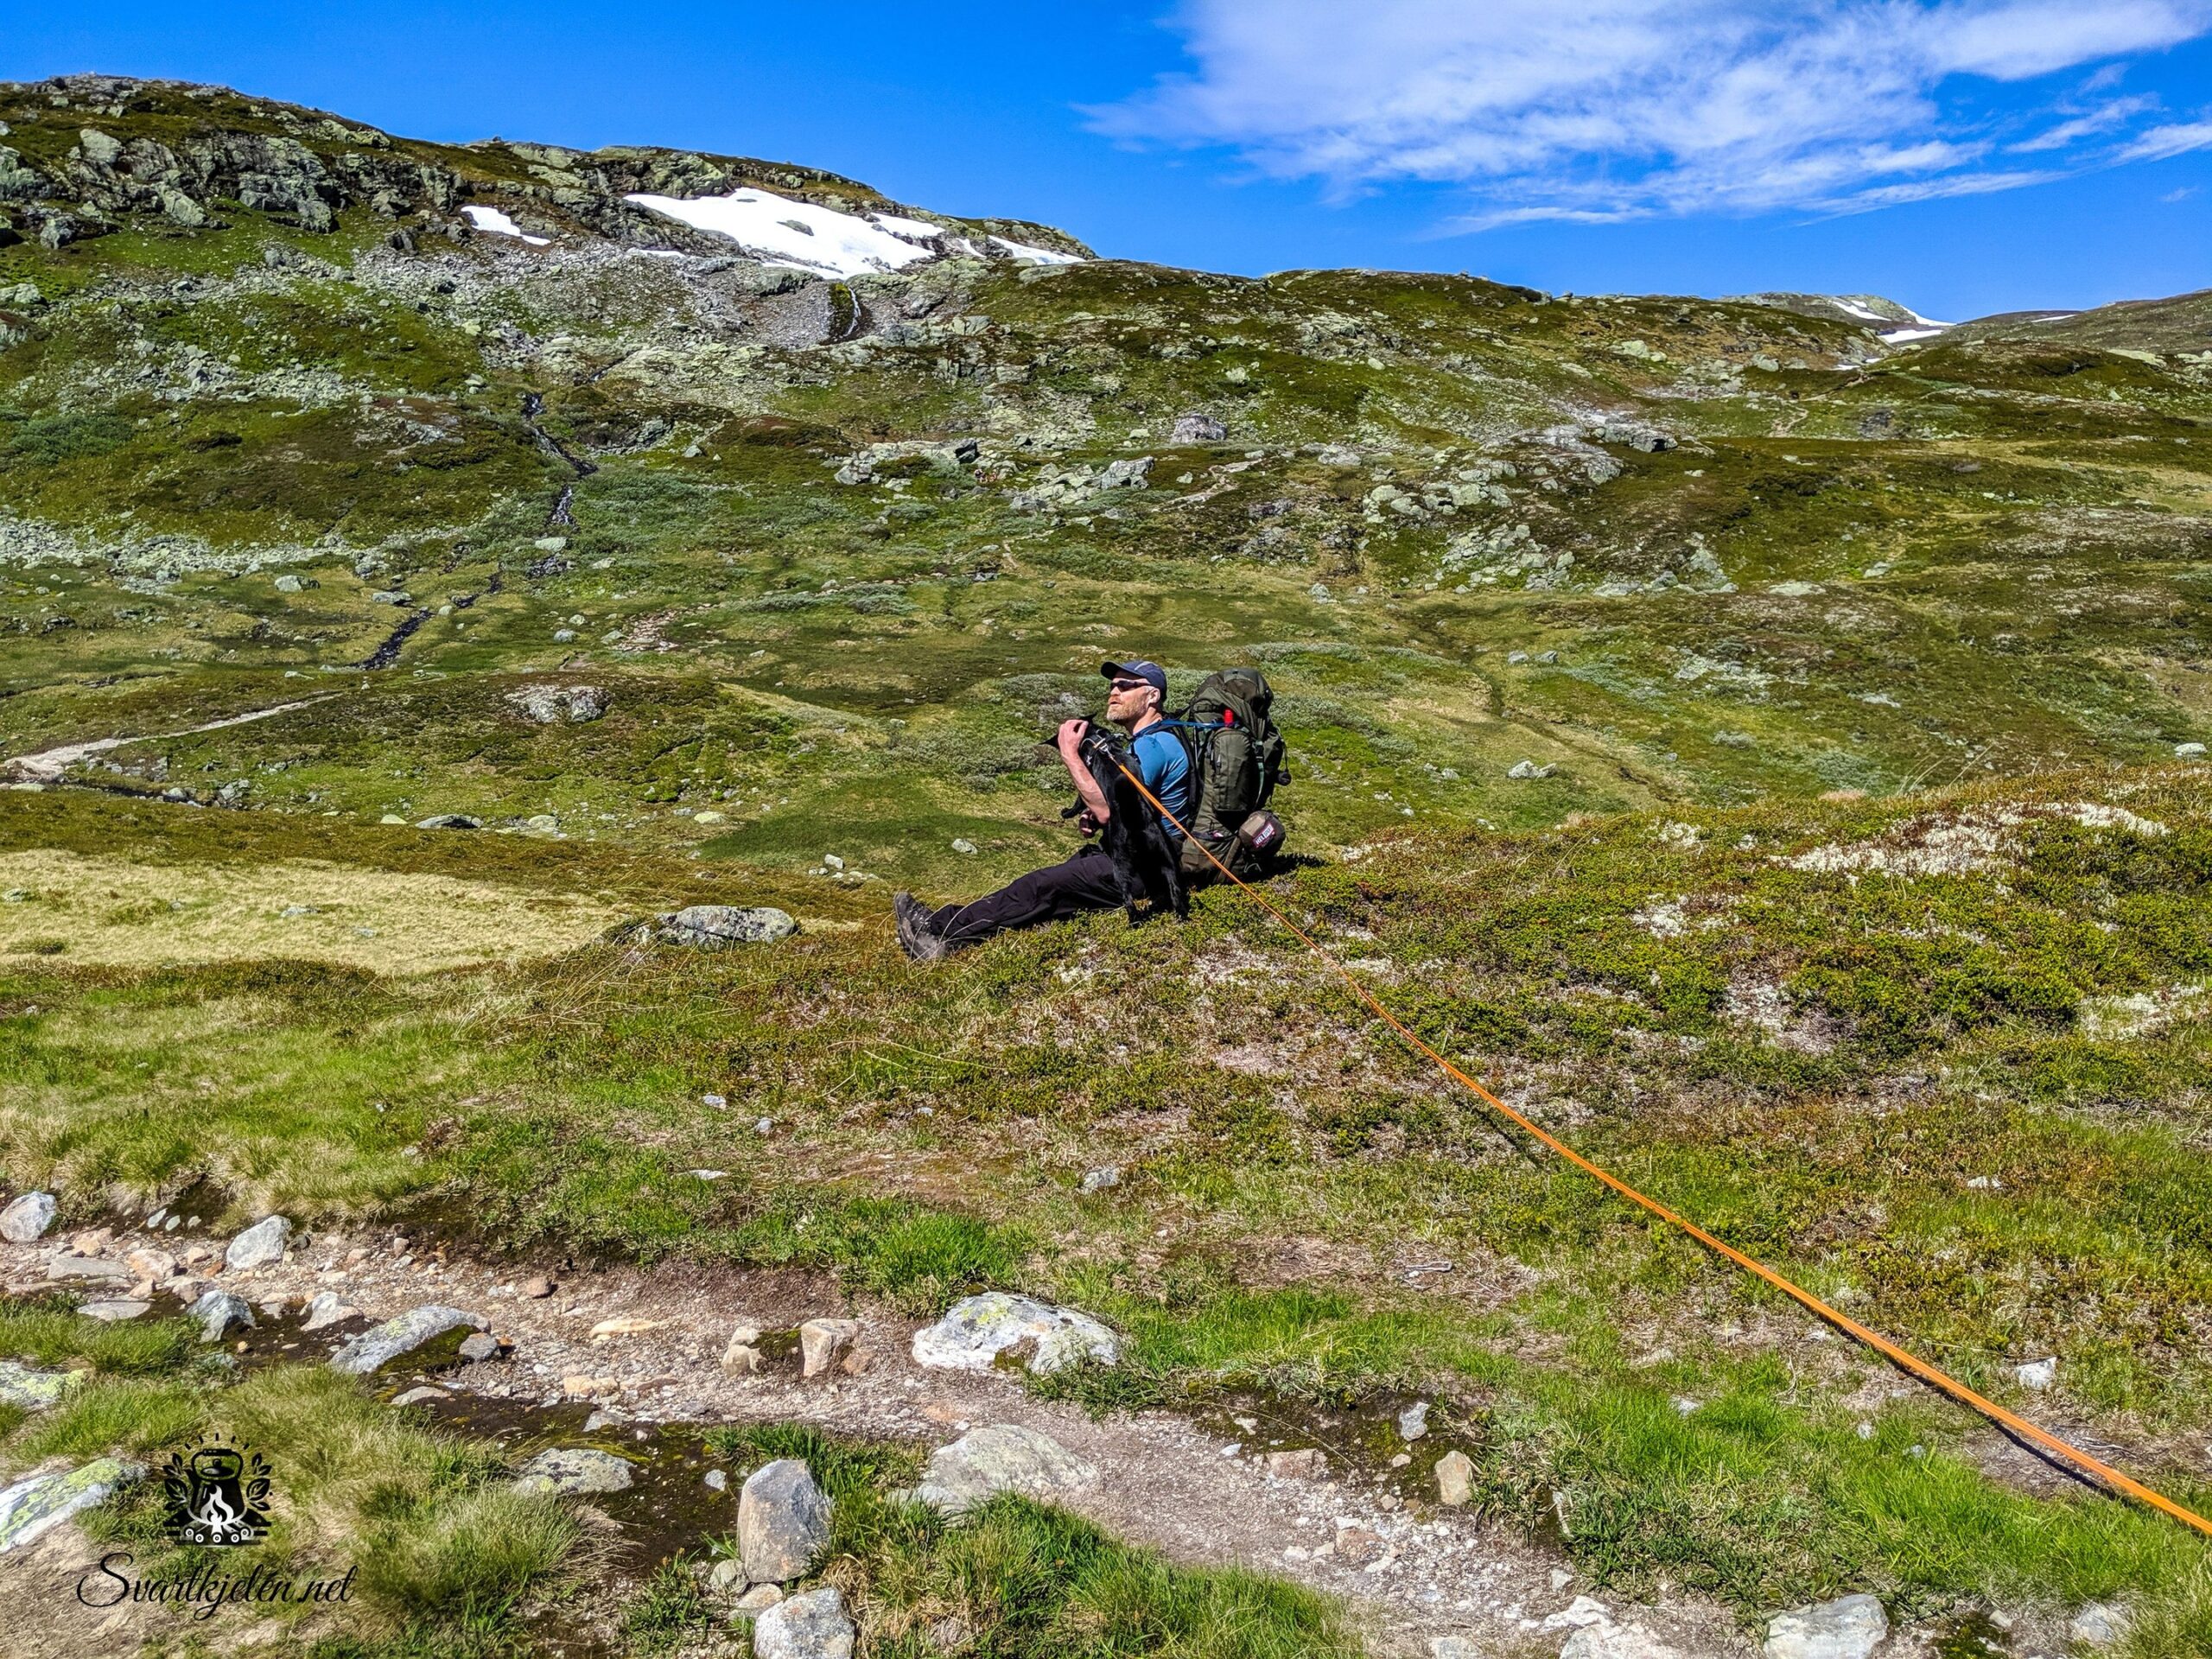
left=1108, top=678, right=1150, bottom=692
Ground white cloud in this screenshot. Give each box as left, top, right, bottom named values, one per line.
left=2118, top=118, right=2212, bottom=160
left=1094, top=0, right=2212, bottom=221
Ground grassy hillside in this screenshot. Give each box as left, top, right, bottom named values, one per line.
left=3, top=70, right=2211, bottom=1658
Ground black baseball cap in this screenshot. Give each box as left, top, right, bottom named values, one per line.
left=1102, top=660, right=1167, bottom=698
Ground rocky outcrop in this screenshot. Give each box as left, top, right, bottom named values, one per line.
left=1763, top=1594, right=1888, bottom=1659
left=616, top=905, right=798, bottom=948
left=512, top=1447, right=635, bottom=1496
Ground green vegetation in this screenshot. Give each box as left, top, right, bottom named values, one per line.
left=3, top=67, right=2211, bottom=1656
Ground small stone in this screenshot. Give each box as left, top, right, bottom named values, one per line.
left=736, top=1581, right=785, bottom=1613
left=707, top=1556, right=744, bottom=1591
left=1762, top=1592, right=1888, bottom=1659
left=274, top=574, right=303, bottom=594
left=2178, top=742, right=2207, bottom=758
left=302, top=1291, right=359, bottom=1331
left=950, top=838, right=977, bottom=855
left=1506, top=760, right=1557, bottom=780
left=738, top=1459, right=831, bottom=1582
left=391, top=1386, right=449, bottom=1407
left=1332, top=1524, right=1382, bottom=1566
left=2015, top=1357, right=2057, bottom=1390
left=752, top=1586, right=852, bottom=1659
left=1398, top=1400, right=1430, bottom=1440
left=912, top=1423, right=1098, bottom=1515
left=839, top=1348, right=874, bottom=1376
left=458, top=1332, right=501, bottom=1363
left=79, top=1300, right=151, bottom=1322
left=0, top=1192, right=57, bottom=1243
left=1263, top=1448, right=1326, bottom=1479
left=513, top=1447, right=635, bottom=1496
left=1434, top=1449, right=1473, bottom=1505
left=799, top=1318, right=860, bottom=1378
left=562, top=1375, right=614, bottom=1399
left=704, top=1469, right=728, bottom=1491
left=2069, top=1601, right=2130, bottom=1648
left=190, top=1290, right=255, bottom=1343
left=590, top=1316, right=664, bottom=1339
left=225, top=1215, right=292, bottom=1271
left=520, top=1275, right=554, bottom=1299
left=723, top=1336, right=765, bottom=1374
left=1079, top=1165, right=1121, bottom=1193
left=125, top=1248, right=178, bottom=1281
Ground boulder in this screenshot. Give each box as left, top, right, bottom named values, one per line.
left=1098, top=456, right=1154, bottom=490
left=505, top=683, right=608, bottom=724
left=414, top=813, right=481, bottom=830
left=225, top=1215, right=291, bottom=1271
left=911, top=1423, right=1098, bottom=1515
left=1172, top=413, right=1227, bottom=443
left=0, top=1458, right=140, bottom=1554
left=799, top=1318, right=860, bottom=1378
left=752, top=1586, right=855, bottom=1659
left=910, top=1292, right=1119, bottom=1376
left=512, top=1447, right=635, bottom=1496
left=738, top=1459, right=831, bottom=1583
left=1, top=1191, right=56, bottom=1243
left=189, top=1289, right=255, bottom=1342
left=1763, top=1593, right=1887, bottom=1659
left=643, top=906, right=798, bottom=947
left=0, top=1360, right=79, bottom=1411
left=328, top=1306, right=486, bottom=1375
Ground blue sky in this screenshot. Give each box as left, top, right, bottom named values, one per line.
left=7, top=0, right=2210, bottom=321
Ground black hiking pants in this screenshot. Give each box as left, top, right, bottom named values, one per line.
left=930, top=843, right=1192, bottom=951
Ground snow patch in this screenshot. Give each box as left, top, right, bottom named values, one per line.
left=989, top=234, right=1083, bottom=266
left=623, top=184, right=938, bottom=276
left=1879, top=327, right=1945, bottom=344
left=461, top=205, right=550, bottom=246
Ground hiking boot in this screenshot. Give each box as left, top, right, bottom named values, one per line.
left=893, top=892, right=948, bottom=963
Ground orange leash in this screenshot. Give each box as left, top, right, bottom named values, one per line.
left=1112, top=759, right=2212, bottom=1540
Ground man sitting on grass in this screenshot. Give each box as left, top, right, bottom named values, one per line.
left=893, top=660, right=1191, bottom=961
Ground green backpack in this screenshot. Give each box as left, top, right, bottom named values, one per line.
left=1169, top=668, right=1289, bottom=874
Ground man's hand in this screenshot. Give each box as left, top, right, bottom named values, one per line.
left=1076, top=808, right=1102, bottom=836
left=1057, top=717, right=1111, bottom=826
left=1055, top=717, right=1091, bottom=759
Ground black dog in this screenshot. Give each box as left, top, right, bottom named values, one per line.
left=1064, top=732, right=1187, bottom=925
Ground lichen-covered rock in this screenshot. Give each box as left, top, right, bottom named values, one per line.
left=0, top=1458, right=140, bottom=1554
left=738, top=1459, right=831, bottom=1583
left=1763, top=1593, right=1888, bottom=1659
left=752, top=1586, right=854, bottom=1659
left=911, top=1423, right=1097, bottom=1515
left=0, top=1360, right=79, bottom=1411
left=0, top=1191, right=56, bottom=1242
left=224, top=1214, right=291, bottom=1271
left=1172, top=412, right=1227, bottom=443
left=505, top=683, right=607, bottom=724
left=328, top=1306, right=486, bottom=1375
left=632, top=906, right=798, bottom=948
left=512, top=1447, right=634, bottom=1495
left=910, top=1293, right=1119, bottom=1375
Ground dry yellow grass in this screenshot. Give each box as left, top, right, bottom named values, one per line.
left=0, top=849, right=624, bottom=973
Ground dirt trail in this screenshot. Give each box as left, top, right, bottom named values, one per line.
left=3, top=694, right=342, bottom=783
left=0, top=1229, right=1757, bottom=1659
